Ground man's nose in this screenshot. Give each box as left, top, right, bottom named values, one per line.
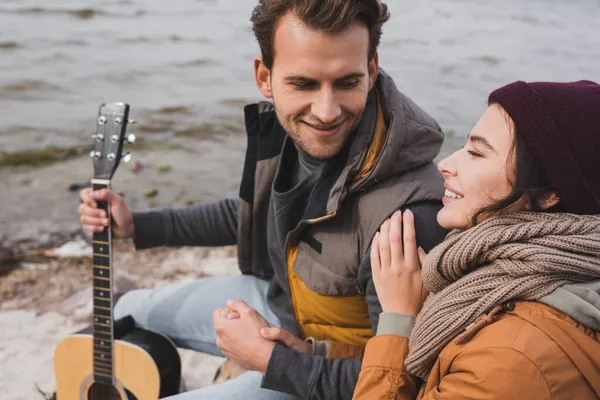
left=311, top=89, right=342, bottom=124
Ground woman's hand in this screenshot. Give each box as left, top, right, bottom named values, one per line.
left=371, top=210, right=429, bottom=315
left=260, top=326, right=312, bottom=354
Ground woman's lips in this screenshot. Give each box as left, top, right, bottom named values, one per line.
left=442, top=183, right=464, bottom=205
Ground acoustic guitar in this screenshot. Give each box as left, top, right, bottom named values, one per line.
left=54, top=103, right=181, bottom=399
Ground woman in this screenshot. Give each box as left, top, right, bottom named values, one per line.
left=353, top=80, right=600, bottom=399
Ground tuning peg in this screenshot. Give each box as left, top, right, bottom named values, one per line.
left=92, top=133, right=104, bottom=142
left=89, top=151, right=101, bottom=159
left=128, top=119, right=138, bottom=125
left=111, top=134, right=119, bottom=143
left=126, top=133, right=136, bottom=144
left=122, top=152, right=133, bottom=163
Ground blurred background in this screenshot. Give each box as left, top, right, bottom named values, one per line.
left=1, top=0, right=599, bottom=398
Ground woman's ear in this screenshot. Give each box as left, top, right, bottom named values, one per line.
left=540, top=192, right=561, bottom=210
left=254, top=57, right=272, bottom=98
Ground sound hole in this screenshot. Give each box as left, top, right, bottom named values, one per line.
left=87, top=382, right=122, bottom=399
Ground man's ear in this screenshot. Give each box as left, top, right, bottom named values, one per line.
left=254, top=57, right=272, bottom=98
left=368, top=52, right=379, bottom=91
left=540, top=192, right=561, bottom=210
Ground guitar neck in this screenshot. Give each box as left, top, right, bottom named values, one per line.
left=91, top=178, right=115, bottom=384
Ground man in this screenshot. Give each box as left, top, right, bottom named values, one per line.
left=78, top=0, right=448, bottom=398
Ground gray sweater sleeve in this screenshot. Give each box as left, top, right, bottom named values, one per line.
left=377, top=313, right=416, bottom=336
left=261, top=201, right=448, bottom=399
left=132, top=198, right=238, bottom=249
left=263, top=343, right=362, bottom=399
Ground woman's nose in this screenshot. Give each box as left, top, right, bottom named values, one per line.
left=437, top=151, right=458, bottom=178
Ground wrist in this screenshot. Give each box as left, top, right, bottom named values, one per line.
left=116, top=217, right=135, bottom=239
left=126, top=214, right=135, bottom=238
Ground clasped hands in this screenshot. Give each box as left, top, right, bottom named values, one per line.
left=213, top=209, right=430, bottom=373
left=212, top=300, right=311, bottom=374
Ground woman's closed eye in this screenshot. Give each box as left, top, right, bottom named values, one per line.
left=462, top=144, right=483, bottom=158
left=466, top=148, right=483, bottom=158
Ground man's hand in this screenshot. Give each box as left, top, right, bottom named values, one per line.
left=79, top=188, right=134, bottom=239
left=219, top=308, right=312, bottom=355
left=213, top=300, right=276, bottom=374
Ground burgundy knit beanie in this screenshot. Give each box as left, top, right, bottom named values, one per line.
left=489, top=80, right=600, bottom=215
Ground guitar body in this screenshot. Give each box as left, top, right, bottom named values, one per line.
left=54, top=322, right=181, bottom=399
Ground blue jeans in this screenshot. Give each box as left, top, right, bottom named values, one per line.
left=114, top=274, right=298, bottom=399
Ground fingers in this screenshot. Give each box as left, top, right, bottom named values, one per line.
left=370, top=232, right=381, bottom=274
left=220, top=308, right=240, bottom=320
left=389, top=210, right=403, bottom=268
left=261, top=327, right=287, bottom=342
left=275, top=329, right=299, bottom=348
left=79, top=189, right=118, bottom=230
left=378, top=219, right=391, bottom=269
left=403, top=210, right=418, bottom=270
left=213, top=307, right=241, bottom=323
left=374, top=210, right=421, bottom=274
left=226, top=312, right=240, bottom=320
left=260, top=327, right=305, bottom=349
left=226, top=299, right=252, bottom=313
left=98, top=189, right=122, bottom=205
left=78, top=202, right=106, bottom=218
left=79, top=202, right=109, bottom=232
left=89, top=188, right=109, bottom=202
left=80, top=188, right=97, bottom=208
left=80, top=215, right=109, bottom=233
left=83, top=188, right=123, bottom=205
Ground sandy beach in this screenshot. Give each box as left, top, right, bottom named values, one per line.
left=0, top=239, right=240, bottom=399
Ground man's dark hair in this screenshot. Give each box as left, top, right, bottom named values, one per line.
left=251, top=0, right=390, bottom=69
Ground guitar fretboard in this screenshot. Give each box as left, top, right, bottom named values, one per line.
left=91, top=179, right=114, bottom=384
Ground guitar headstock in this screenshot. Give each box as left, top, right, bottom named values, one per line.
left=90, top=102, right=136, bottom=180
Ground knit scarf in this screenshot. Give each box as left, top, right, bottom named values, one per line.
left=405, top=212, right=600, bottom=379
